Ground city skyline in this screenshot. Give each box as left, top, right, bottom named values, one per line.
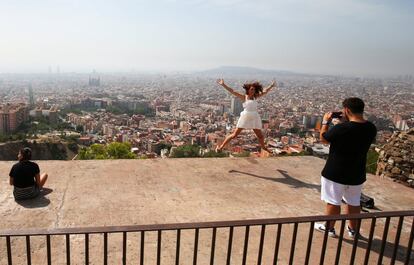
left=0, top=0, right=413, bottom=76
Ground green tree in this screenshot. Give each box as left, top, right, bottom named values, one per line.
left=77, top=142, right=136, bottom=160
left=78, top=147, right=94, bottom=160
left=90, top=144, right=107, bottom=157
left=106, top=142, right=136, bottom=159
left=170, top=145, right=200, bottom=158
left=0, top=134, right=9, bottom=142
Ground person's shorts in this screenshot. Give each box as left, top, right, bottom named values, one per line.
left=321, top=176, right=362, bottom=206
left=13, top=185, right=40, bottom=200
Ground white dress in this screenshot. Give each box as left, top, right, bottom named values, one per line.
left=236, top=98, right=262, bottom=129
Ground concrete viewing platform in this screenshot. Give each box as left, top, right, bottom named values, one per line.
left=0, top=157, right=413, bottom=264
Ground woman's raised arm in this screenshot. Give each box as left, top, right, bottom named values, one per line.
left=217, top=79, right=245, bottom=100
left=257, top=80, right=277, bottom=98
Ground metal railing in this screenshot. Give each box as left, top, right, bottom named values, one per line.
left=1, top=210, right=413, bottom=265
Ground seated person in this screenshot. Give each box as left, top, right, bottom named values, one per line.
left=9, top=147, right=48, bottom=200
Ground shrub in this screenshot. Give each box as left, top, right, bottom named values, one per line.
left=77, top=142, right=136, bottom=160
left=170, top=145, right=200, bottom=158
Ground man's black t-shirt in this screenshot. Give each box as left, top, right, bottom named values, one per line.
left=321, top=121, right=377, bottom=185
left=9, top=161, right=40, bottom=188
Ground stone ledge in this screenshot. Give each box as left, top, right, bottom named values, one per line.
left=1, top=156, right=413, bottom=230
left=1, top=157, right=414, bottom=265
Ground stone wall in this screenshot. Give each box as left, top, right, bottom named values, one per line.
left=376, top=128, right=414, bottom=187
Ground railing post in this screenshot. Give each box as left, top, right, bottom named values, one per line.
left=273, top=224, right=282, bottom=265
left=377, top=217, right=391, bottom=265
left=363, top=218, right=376, bottom=265
left=304, top=222, right=314, bottom=265
left=226, top=226, right=234, bottom=265
left=257, top=225, right=266, bottom=265
left=404, top=217, right=414, bottom=265
left=242, top=225, right=250, bottom=265
left=26, top=235, right=32, bottom=265
left=210, top=228, right=217, bottom=265
left=6, top=235, right=12, bottom=265
left=122, top=232, right=127, bottom=265
left=176, top=229, right=181, bottom=265
left=193, top=228, right=199, bottom=265
left=46, top=235, right=52, bottom=265
left=289, top=223, right=298, bottom=265
left=334, top=220, right=346, bottom=265
left=157, top=230, right=162, bottom=265
left=85, top=233, right=89, bottom=265
left=319, top=219, right=330, bottom=265
left=66, top=234, right=71, bottom=265
left=140, top=231, right=145, bottom=265
left=349, top=218, right=361, bottom=265
left=103, top=232, right=108, bottom=265
left=391, top=216, right=404, bottom=265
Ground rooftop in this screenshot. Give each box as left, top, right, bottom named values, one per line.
left=0, top=157, right=413, bottom=264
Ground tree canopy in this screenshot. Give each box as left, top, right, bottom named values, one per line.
left=78, top=142, right=136, bottom=160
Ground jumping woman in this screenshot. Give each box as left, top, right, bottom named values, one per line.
left=216, top=79, right=276, bottom=153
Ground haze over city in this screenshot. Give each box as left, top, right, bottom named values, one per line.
left=1, top=0, right=413, bottom=76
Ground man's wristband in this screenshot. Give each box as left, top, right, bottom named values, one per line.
left=322, top=120, right=330, bottom=126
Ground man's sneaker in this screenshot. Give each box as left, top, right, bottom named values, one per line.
left=314, top=223, right=337, bottom=238
left=347, top=226, right=357, bottom=239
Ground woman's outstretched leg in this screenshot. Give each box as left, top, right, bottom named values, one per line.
left=216, top=128, right=243, bottom=152
left=253, top=129, right=270, bottom=153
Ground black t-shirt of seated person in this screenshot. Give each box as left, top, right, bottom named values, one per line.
left=321, top=121, right=377, bottom=185
left=9, top=161, right=40, bottom=188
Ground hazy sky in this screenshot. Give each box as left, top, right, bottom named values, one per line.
left=0, top=0, right=413, bottom=76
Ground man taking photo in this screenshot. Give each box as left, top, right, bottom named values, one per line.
left=314, top=97, right=377, bottom=238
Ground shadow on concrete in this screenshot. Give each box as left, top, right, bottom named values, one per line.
left=361, top=205, right=382, bottom=212
left=229, top=169, right=320, bottom=191
left=342, top=235, right=413, bottom=264
left=244, top=158, right=259, bottom=164
left=15, top=188, right=53, bottom=208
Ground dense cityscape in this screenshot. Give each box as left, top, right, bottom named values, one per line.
left=0, top=68, right=413, bottom=159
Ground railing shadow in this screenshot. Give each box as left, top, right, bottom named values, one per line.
left=342, top=235, right=414, bottom=264
left=15, top=188, right=53, bottom=208
left=362, top=205, right=382, bottom=212
left=229, top=169, right=320, bottom=191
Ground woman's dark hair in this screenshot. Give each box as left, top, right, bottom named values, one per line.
left=243, top=82, right=263, bottom=98
left=342, top=97, right=365, bottom=114
left=19, top=147, right=32, bottom=160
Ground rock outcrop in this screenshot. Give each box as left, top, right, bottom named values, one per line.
left=376, top=128, right=414, bottom=187
left=0, top=141, right=76, bottom=160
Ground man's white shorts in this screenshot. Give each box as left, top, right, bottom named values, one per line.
left=321, top=176, right=362, bottom=206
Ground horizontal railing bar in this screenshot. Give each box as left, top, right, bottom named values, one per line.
left=1, top=211, right=413, bottom=237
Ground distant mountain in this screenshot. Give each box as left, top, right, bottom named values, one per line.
left=196, top=66, right=304, bottom=77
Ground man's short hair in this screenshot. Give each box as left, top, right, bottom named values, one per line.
left=342, top=97, right=365, bottom=114
left=20, top=147, right=32, bottom=160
